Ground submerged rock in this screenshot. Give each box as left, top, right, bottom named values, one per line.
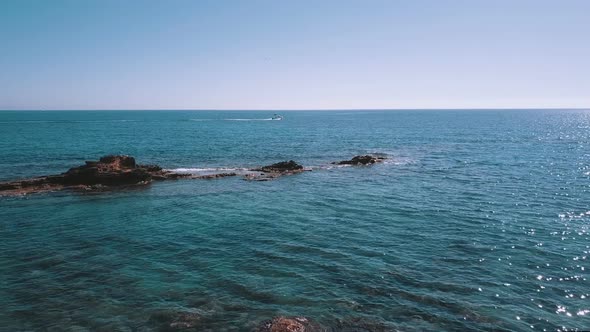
left=257, top=316, right=325, bottom=332
left=243, top=173, right=278, bottom=181
left=333, top=317, right=392, bottom=332
left=195, top=172, right=238, bottom=180
left=332, top=155, right=386, bottom=166
left=149, top=310, right=202, bottom=331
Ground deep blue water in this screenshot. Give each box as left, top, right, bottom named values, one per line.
left=0, top=110, right=589, bottom=331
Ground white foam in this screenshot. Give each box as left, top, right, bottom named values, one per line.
left=382, top=157, right=415, bottom=166
left=168, top=167, right=247, bottom=173
left=317, top=164, right=353, bottom=170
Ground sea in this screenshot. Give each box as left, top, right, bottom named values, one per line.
left=0, top=110, right=589, bottom=331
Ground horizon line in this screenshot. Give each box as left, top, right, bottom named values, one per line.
left=0, top=107, right=589, bottom=112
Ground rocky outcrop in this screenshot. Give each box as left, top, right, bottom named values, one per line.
left=0, top=156, right=308, bottom=195
left=0, top=154, right=389, bottom=196
left=255, top=160, right=304, bottom=173
left=332, top=155, right=386, bottom=166
left=246, top=160, right=306, bottom=181
left=257, top=316, right=325, bottom=332
left=0, top=155, right=194, bottom=196
left=61, top=155, right=153, bottom=186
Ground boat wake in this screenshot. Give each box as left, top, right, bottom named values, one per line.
left=224, top=118, right=275, bottom=121
left=189, top=118, right=280, bottom=122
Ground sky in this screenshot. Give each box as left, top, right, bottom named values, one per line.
left=0, top=0, right=589, bottom=110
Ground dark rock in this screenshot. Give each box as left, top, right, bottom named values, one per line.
left=256, top=160, right=304, bottom=173
left=61, top=155, right=151, bottom=186
left=141, top=164, right=163, bottom=172
left=246, top=160, right=305, bottom=180
left=196, top=172, right=238, bottom=179
left=151, top=174, right=169, bottom=181
left=257, top=316, right=324, bottom=332
left=0, top=155, right=169, bottom=196
left=0, top=154, right=382, bottom=196
left=0, top=182, right=17, bottom=191
left=158, top=172, right=192, bottom=180
left=63, top=166, right=151, bottom=186
left=0, top=155, right=246, bottom=196
left=332, top=155, right=386, bottom=166
left=99, top=155, right=136, bottom=168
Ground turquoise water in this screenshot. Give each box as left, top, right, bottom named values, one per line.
left=0, top=110, right=589, bottom=331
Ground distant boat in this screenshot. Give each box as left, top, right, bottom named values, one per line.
left=271, top=114, right=283, bottom=121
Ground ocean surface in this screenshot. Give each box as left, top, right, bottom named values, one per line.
left=0, top=110, right=589, bottom=331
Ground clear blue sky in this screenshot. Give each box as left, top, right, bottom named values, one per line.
left=1, top=0, right=588, bottom=110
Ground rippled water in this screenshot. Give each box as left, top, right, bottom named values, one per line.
left=0, top=110, right=589, bottom=331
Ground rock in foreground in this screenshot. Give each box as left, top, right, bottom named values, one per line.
left=0, top=155, right=196, bottom=196
left=62, top=155, right=154, bottom=186
left=332, top=155, right=386, bottom=166
left=257, top=316, right=325, bottom=332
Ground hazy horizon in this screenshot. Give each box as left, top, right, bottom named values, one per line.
left=2, top=0, right=589, bottom=110
left=1, top=108, right=589, bottom=112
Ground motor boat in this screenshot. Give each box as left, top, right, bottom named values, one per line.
left=271, top=114, right=283, bottom=120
